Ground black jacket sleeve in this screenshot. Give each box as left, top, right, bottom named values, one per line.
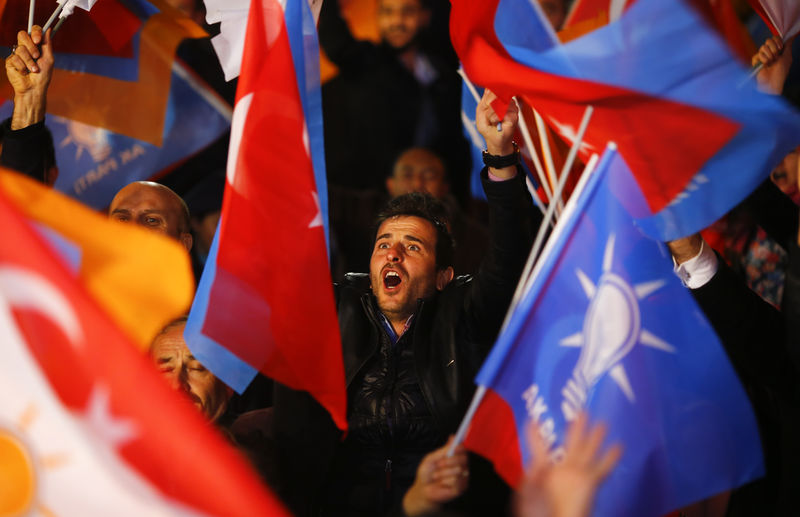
left=317, top=0, right=376, bottom=72
left=0, top=118, right=52, bottom=182
left=462, top=166, right=539, bottom=349
left=691, top=257, right=796, bottom=396
left=782, top=242, right=800, bottom=373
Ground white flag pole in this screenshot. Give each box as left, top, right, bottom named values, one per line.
left=514, top=97, right=554, bottom=206
left=532, top=109, right=562, bottom=215
left=556, top=105, right=594, bottom=201
left=447, top=147, right=605, bottom=457
left=28, top=0, right=36, bottom=33
left=42, top=2, right=65, bottom=33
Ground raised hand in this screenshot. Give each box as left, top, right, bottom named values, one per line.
left=403, top=436, right=470, bottom=516
left=515, top=413, right=622, bottom=517
left=6, top=25, right=54, bottom=130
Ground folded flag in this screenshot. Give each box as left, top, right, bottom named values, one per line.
left=0, top=166, right=287, bottom=516
left=186, top=0, right=347, bottom=430
left=451, top=0, right=800, bottom=241
left=748, top=0, right=800, bottom=41
left=464, top=146, right=763, bottom=517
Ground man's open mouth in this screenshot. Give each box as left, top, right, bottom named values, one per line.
left=383, top=270, right=402, bottom=289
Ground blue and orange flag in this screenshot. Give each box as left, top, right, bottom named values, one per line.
left=464, top=146, right=762, bottom=516
left=185, top=0, right=347, bottom=430
left=451, top=0, right=800, bottom=240
left=0, top=0, right=231, bottom=209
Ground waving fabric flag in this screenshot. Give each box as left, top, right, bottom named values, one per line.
left=451, top=0, right=800, bottom=240
left=0, top=169, right=194, bottom=349
left=562, top=0, right=755, bottom=63
left=463, top=147, right=763, bottom=517
left=0, top=167, right=287, bottom=516
left=748, top=0, right=800, bottom=41
left=186, top=0, right=347, bottom=430
left=0, top=0, right=231, bottom=209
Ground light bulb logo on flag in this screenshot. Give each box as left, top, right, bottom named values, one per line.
left=559, top=234, right=676, bottom=421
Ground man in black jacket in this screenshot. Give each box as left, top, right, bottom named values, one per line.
left=318, top=0, right=468, bottom=202
left=269, top=92, right=539, bottom=516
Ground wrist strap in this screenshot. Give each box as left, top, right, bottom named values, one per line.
left=482, top=142, right=520, bottom=169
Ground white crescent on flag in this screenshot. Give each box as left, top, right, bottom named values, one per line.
left=0, top=269, right=200, bottom=516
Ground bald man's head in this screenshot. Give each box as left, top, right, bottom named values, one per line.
left=109, top=181, right=193, bottom=251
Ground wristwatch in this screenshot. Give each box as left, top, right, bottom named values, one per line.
left=482, top=142, right=520, bottom=168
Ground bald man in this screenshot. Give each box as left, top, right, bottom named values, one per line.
left=109, top=181, right=193, bottom=251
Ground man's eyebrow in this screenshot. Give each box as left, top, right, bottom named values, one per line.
left=376, top=232, right=392, bottom=241
left=110, top=208, right=131, bottom=216
left=404, top=235, right=425, bottom=244
left=156, top=356, right=173, bottom=364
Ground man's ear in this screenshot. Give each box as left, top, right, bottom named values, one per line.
left=436, top=266, right=454, bottom=290
left=180, top=232, right=193, bottom=252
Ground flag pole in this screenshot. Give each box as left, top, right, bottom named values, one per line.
left=42, top=3, right=65, bottom=33
left=514, top=97, right=554, bottom=206
left=457, top=70, right=547, bottom=216
left=556, top=105, right=594, bottom=198
left=447, top=148, right=603, bottom=457
left=512, top=106, right=595, bottom=311
left=448, top=385, right=486, bottom=456
left=532, top=109, right=562, bottom=216
left=53, top=16, right=66, bottom=35
left=28, top=0, right=36, bottom=33
left=458, top=68, right=481, bottom=107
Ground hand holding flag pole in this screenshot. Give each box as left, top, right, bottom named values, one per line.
left=459, top=68, right=548, bottom=216
left=447, top=108, right=598, bottom=458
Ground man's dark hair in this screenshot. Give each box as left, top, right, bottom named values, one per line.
left=373, top=192, right=455, bottom=270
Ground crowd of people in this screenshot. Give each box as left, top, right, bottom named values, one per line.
left=2, top=0, right=800, bottom=516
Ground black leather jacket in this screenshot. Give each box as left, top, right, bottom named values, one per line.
left=270, top=169, right=539, bottom=516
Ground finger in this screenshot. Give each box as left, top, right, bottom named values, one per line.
left=527, top=420, right=549, bottom=470
left=580, top=421, right=609, bottom=465
left=593, top=443, right=623, bottom=481
left=6, top=54, right=30, bottom=75
left=40, top=28, right=54, bottom=63
left=759, top=48, right=775, bottom=65
left=564, top=411, right=589, bottom=457
left=9, top=47, right=39, bottom=72
left=772, top=35, right=784, bottom=52
left=30, top=25, right=43, bottom=47
left=431, top=465, right=466, bottom=481
left=12, top=44, right=39, bottom=73
left=16, top=30, right=39, bottom=60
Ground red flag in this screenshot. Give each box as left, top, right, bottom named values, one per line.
left=200, top=0, right=348, bottom=430
left=0, top=170, right=288, bottom=516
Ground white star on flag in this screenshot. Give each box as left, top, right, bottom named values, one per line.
left=309, top=191, right=323, bottom=229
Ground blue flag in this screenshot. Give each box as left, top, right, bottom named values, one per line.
left=465, top=145, right=763, bottom=517
left=452, top=0, right=800, bottom=241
